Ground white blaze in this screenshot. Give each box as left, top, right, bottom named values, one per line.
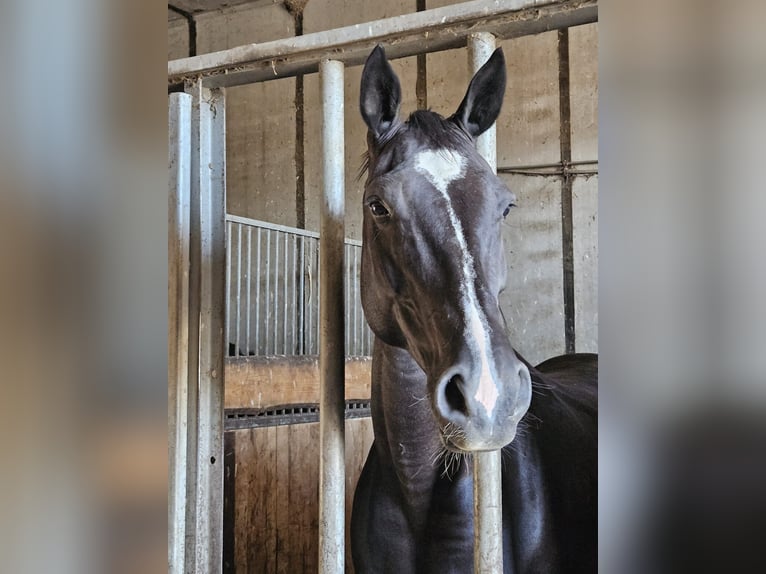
left=414, top=149, right=499, bottom=416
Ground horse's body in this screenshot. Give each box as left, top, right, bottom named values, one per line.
left=351, top=46, right=597, bottom=573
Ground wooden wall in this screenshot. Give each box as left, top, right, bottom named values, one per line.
left=223, top=357, right=374, bottom=573
left=226, top=356, right=372, bottom=408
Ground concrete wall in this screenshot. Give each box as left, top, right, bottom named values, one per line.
left=167, top=2, right=598, bottom=363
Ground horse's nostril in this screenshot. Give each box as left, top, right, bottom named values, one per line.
left=444, top=375, right=468, bottom=416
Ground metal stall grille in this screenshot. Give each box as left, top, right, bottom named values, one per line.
left=225, top=215, right=373, bottom=358
left=168, top=2, right=598, bottom=573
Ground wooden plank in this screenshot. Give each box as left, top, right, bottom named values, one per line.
left=225, top=419, right=372, bottom=573
left=237, top=426, right=277, bottom=573
left=225, top=356, right=372, bottom=409
left=294, top=422, right=321, bottom=573
left=275, top=424, right=292, bottom=574
left=223, top=432, right=236, bottom=573
left=344, top=418, right=374, bottom=574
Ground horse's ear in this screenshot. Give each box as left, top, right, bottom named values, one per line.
left=450, top=48, right=506, bottom=138
left=360, top=45, right=401, bottom=140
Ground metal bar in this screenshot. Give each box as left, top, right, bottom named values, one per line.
left=558, top=28, right=576, bottom=354
left=292, top=234, right=298, bottom=353
left=224, top=400, right=372, bottom=431
left=265, top=230, right=271, bottom=354
left=318, top=59, right=345, bottom=574
left=473, top=448, right=504, bottom=572
left=168, top=0, right=598, bottom=88
left=255, top=228, right=262, bottom=354
left=415, top=0, right=428, bottom=109
left=225, top=221, right=231, bottom=354
left=235, top=223, right=242, bottom=355
left=282, top=234, right=290, bottom=355
left=499, top=168, right=598, bottom=177
left=353, top=247, right=359, bottom=356
left=498, top=159, right=598, bottom=171
left=184, top=85, right=202, bottom=573
left=188, top=81, right=226, bottom=574
left=469, top=32, right=504, bottom=574
left=274, top=230, right=280, bottom=354
left=225, top=213, right=321, bottom=239
left=345, top=244, right=351, bottom=353
left=168, top=92, right=191, bottom=574
left=299, top=236, right=306, bottom=354
left=307, top=239, right=313, bottom=354
left=246, top=226, right=252, bottom=355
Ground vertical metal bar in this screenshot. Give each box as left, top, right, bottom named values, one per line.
left=305, top=238, right=314, bottom=355
left=273, top=231, right=280, bottom=354
left=308, top=238, right=315, bottom=353
left=353, top=247, right=359, bottom=357
left=558, top=28, right=576, bottom=353
left=345, top=244, right=350, bottom=353
left=346, top=245, right=356, bottom=355
left=471, top=33, right=498, bottom=172
left=246, top=226, right=252, bottom=355
left=236, top=224, right=242, bottom=355
left=299, top=236, right=306, bottom=354
left=292, top=234, right=298, bottom=353
left=283, top=233, right=289, bottom=354
left=226, top=221, right=232, bottom=355
left=168, top=92, right=191, bottom=574
left=188, top=80, right=226, bottom=574
left=184, top=84, right=202, bottom=574
left=469, top=32, right=503, bottom=574
left=318, top=58, right=345, bottom=574
left=346, top=244, right=352, bottom=355
left=265, top=230, right=271, bottom=354
left=255, top=228, right=262, bottom=354
left=316, top=238, right=320, bottom=356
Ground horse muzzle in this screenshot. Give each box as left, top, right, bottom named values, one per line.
left=434, top=352, right=532, bottom=452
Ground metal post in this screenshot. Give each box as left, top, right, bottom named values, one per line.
left=188, top=80, right=227, bottom=574
left=168, top=92, right=192, bottom=574
left=469, top=32, right=504, bottom=574
left=318, top=58, right=345, bottom=574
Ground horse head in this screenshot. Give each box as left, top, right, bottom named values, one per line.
left=359, top=45, right=532, bottom=452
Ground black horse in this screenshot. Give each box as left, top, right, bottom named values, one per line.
left=350, top=45, right=597, bottom=573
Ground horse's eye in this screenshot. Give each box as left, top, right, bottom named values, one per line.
left=502, top=203, right=516, bottom=218
left=369, top=200, right=390, bottom=218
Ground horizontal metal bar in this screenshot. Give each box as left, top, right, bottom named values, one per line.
left=226, top=214, right=321, bottom=238
left=499, top=169, right=598, bottom=176
left=499, top=159, right=598, bottom=171
left=227, top=214, right=364, bottom=247
left=168, top=0, right=597, bottom=87
left=498, top=159, right=598, bottom=177
left=224, top=401, right=371, bottom=431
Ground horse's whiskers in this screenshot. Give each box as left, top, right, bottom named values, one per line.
left=409, top=394, right=427, bottom=408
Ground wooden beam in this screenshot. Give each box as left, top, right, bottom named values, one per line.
left=224, top=357, right=372, bottom=409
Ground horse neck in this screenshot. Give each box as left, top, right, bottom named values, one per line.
left=371, top=339, right=447, bottom=515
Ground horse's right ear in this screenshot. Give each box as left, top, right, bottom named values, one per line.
left=360, top=45, right=401, bottom=140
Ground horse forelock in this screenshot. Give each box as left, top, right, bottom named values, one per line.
left=359, top=110, right=472, bottom=182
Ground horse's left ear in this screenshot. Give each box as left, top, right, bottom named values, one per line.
left=450, top=47, right=506, bottom=138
